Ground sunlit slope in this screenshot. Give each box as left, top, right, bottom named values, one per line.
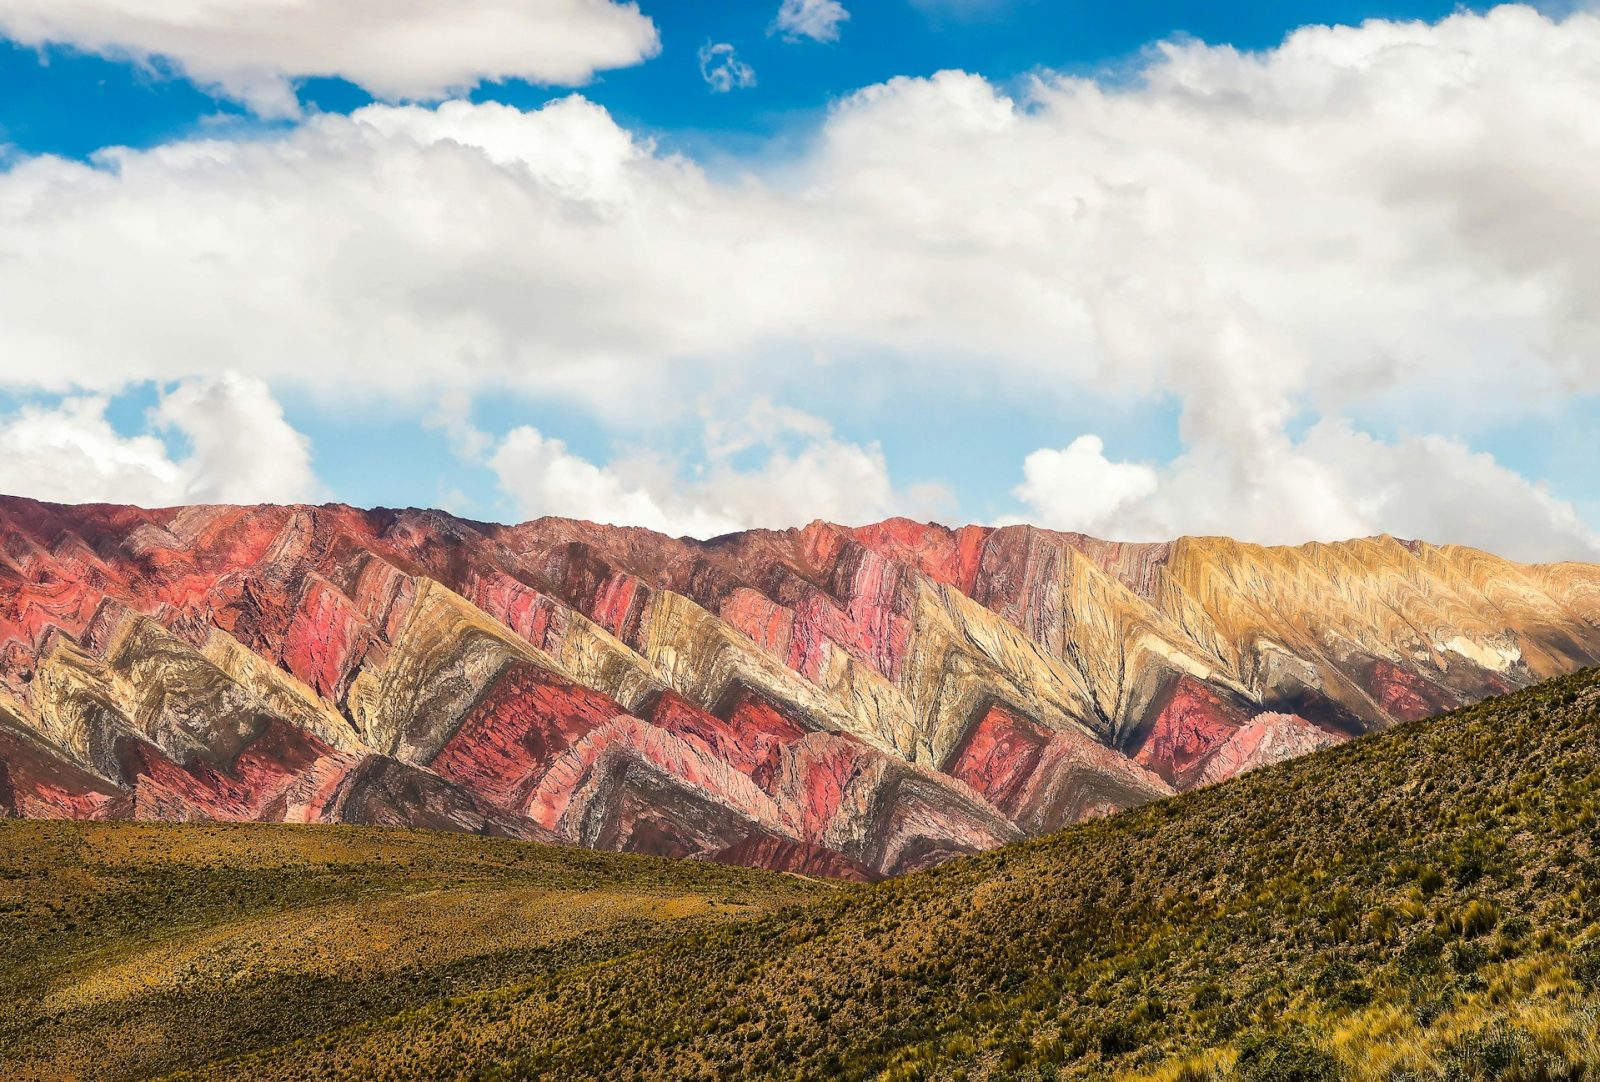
left=0, top=821, right=833, bottom=1082
left=196, top=668, right=1600, bottom=1081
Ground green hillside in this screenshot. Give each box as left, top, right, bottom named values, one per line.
left=7, top=668, right=1600, bottom=1081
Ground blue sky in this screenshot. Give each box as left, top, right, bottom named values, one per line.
left=0, top=0, right=1596, bottom=559
left=1, top=2, right=1472, bottom=159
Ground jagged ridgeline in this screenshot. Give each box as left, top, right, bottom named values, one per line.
left=5, top=669, right=1600, bottom=1080
left=2, top=495, right=1599, bottom=879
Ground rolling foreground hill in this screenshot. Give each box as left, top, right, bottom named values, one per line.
left=5, top=668, right=1599, bottom=1080
left=2, top=494, right=1599, bottom=878
left=0, top=820, right=833, bottom=1081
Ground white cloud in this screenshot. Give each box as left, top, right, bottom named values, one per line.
left=698, top=41, right=756, bottom=93
left=0, top=375, right=318, bottom=507
left=425, top=390, right=494, bottom=462
left=8, top=11, right=1599, bottom=416
left=480, top=400, right=948, bottom=536
left=0, top=0, right=659, bottom=116
left=1295, top=424, right=1600, bottom=562
left=153, top=373, right=319, bottom=505
left=1013, top=423, right=1600, bottom=563
left=1012, top=436, right=1158, bottom=535
left=0, top=397, right=181, bottom=506
left=490, top=426, right=732, bottom=537
left=1, top=7, right=1599, bottom=551
left=774, top=0, right=849, bottom=43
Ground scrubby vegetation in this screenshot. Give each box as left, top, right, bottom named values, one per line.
left=7, top=668, right=1600, bottom=1080
left=0, top=821, right=831, bottom=1080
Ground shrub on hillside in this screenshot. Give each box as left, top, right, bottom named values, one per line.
left=1439, top=1023, right=1530, bottom=1080
left=1233, top=1028, right=1345, bottom=1082
left=1571, top=941, right=1600, bottom=991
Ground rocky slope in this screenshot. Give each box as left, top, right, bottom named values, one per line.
left=1, top=495, right=1596, bottom=878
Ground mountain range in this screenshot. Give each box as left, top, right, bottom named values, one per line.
left=2, top=494, right=1598, bottom=878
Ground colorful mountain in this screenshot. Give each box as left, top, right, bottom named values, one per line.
left=2, top=495, right=1597, bottom=878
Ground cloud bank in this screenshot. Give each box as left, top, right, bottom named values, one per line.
left=0, top=0, right=659, bottom=115
left=0, top=5, right=1597, bottom=556
left=1012, top=425, right=1600, bottom=563
left=0, top=375, right=317, bottom=507
left=433, top=396, right=948, bottom=536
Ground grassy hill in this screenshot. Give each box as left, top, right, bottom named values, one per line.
left=0, top=821, right=833, bottom=1081
left=6, top=668, right=1600, bottom=1081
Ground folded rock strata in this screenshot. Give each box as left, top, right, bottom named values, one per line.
left=2, top=496, right=1596, bottom=878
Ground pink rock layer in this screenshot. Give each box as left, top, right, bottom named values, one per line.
left=3, top=496, right=1596, bottom=879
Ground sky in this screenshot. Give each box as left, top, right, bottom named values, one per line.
left=0, top=0, right=1596, bottom=561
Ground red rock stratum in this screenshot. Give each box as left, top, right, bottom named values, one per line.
left=2, top=496, right=1597, bottom=878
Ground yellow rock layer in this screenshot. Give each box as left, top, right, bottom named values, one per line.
left=636, top=589, right=907, bottom=754
left=1151, top=536, right=1600, bottom=719
left=346, top=578, right=561, bottom=760
left=200, top=629, right=367, bottom=754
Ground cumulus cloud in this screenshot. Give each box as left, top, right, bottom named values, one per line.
left=1012, top=423, right=1600, bottom=563
left=1, top=6, right=1598, bottom=551
left=774, top=0, right=850, bottom=42
left=0, top=397, right=182, bottom=507
left=8, top=10, right=1599, bottom=413
left=0, top=375, right=318, bottom=507
left=1012, top=437, right=1158, bottom=535
left=698, top=41, right=756, bottom=93
left=464, top=400, right=947, bottom=536
left=0, top=0, right=659, bottom=116
left=489, top=427, right=733, bottom=537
